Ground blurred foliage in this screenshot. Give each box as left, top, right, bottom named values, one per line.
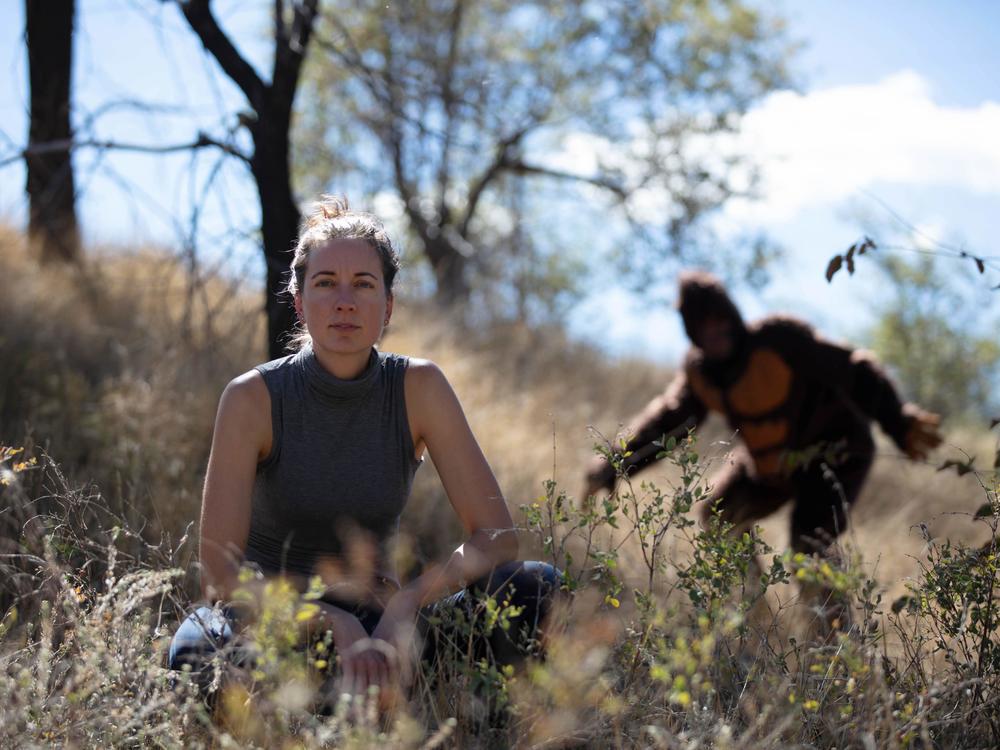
left=868, top=253, right=1000, bottom=422
left=294, top=0, right=795, bottom=319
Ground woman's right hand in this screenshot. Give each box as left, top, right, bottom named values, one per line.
left=320, top=603, right=393, bottom=699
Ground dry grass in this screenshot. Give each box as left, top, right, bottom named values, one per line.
left=1, top=226, right=999, bottom=748
left=384, top=306, right=995, bottom=600
left=0, top=225, right=263, bottom=538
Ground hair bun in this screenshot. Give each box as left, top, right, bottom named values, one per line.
left=305, top=194, right=352, bottom=229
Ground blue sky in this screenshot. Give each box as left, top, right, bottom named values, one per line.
left=569, top=1, right=1000, bottom=359
left=1, top=1, right=998, bottom=363
left=786, top=0, right=1000, bottom=107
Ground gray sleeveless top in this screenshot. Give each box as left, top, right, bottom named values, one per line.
left=245, top=346, right=421, bottom=579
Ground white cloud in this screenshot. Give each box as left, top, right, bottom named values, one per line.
left=727, top=71, right=1000, bottom=224
left=510, top=70, right=1000, bottom=235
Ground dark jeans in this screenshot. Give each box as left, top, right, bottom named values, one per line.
left=168, top=560, right=560, bottom=693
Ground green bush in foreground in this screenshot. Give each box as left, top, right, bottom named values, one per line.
left=1, top=438, right=998, bottom=749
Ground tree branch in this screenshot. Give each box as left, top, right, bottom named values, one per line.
left=1, top=133, right=251, bottom=169
left=274, top=0, right=286, bottom=43
left=436, top=0, right=465, bottom=224
left=315, top=23, right=389, bottom=103
left=177, top=0, right=267, bottom=111
left=289, top=0, right=319, bottom=56
left=314, top=29, right=475, bottom=150
left=388, top=128, right=421, bottom=231
left=505, top=159, right=628, bottom=199
left=272, top=0, right=319, bottom=116
left=383, top=105, right=435, bottom=250
left=459, top=126, right=531, bottom=237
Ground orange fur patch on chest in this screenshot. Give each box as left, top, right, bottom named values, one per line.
left=688, top=368, right=724, bottom=413
left=728, top=349, right=793, bottom=416
left=740, top=419, right=789, bottom=451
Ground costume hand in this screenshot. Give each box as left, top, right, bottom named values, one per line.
left=904, top=406, right=942, bottom=461
left=583, top=455, right=616, bottom=499
left=320, top=603, right=392, bottom=702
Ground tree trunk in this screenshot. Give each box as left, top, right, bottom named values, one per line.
left=24, top=0, right=80, bottom=263
left=177, top=0, right=317, bottom=359
left=251, top=113, right=300, bottom=361
left=402, top=206, right=470, bottom=308
left=426, top=240, right=469, bottom=308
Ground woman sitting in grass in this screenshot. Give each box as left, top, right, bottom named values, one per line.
left=168, top=196, right=558, bottom=703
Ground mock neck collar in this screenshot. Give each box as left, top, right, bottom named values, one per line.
left=299, top=346, right=381, bottom=400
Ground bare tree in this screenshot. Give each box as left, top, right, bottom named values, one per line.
left=298, top=0, right=793, bottom=311
left=25, top=0, right=80, bottom=264
left=176, top=0, right=319, bottom=359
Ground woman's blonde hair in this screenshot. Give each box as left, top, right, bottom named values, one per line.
left=287, top=195, right=400, bottom=298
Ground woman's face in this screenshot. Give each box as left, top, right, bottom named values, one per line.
left=295, top=238, right=392, bottom=360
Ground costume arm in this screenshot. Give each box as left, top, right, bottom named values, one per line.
left=585, top=369, right=707, bottom=493
left=837, top=346, right=941, bottom=457
left=769, top=318, right=940, bottom=455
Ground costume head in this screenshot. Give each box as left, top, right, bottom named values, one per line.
left=677, top=271, right=746, bottom=350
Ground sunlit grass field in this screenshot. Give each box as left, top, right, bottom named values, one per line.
left=1, top=227, right=998, bottom=748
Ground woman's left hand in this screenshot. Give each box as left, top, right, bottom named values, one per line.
left=370, top=589, right=420, bottom=692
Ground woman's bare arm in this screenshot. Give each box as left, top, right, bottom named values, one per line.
left=198, top=370, right=271, bottom=601
left=387, top=359, right=517, bottom=613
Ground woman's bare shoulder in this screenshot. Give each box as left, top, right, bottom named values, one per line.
left=217, top=369, right=270, bottom=428
left=404, top=356, right=443, bottom=378
left=224, top=368, right=268, bottom=400
left=403, top=357, right=452, bottom=397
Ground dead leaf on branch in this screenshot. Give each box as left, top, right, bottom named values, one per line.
left=959, top=249, right=987, bottom=274
left=826, top=237, right=876, bottom=282
left=974, top=502, right=995, bottom=519
left=825, top=254, right=843, bottom=283
left=937, top=458, right=977, bottom=477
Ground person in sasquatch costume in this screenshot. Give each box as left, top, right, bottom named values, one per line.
left=584, top=271, right=942, bottom=622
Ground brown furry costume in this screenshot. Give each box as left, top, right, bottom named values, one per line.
left=586, top=272, right=940, bottom=554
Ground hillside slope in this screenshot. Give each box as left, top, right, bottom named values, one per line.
left=0, top=226, right=993, bottom=600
